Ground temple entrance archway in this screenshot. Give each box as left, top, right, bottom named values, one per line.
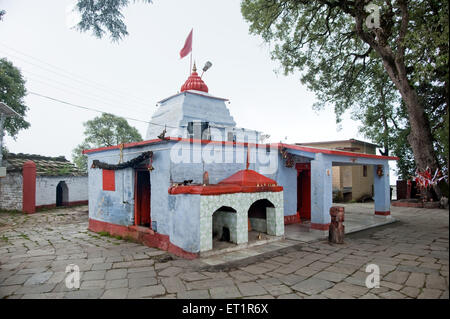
left=56, top=181, right=68, bottom=207
left=212, top=206, right=237, bottom=250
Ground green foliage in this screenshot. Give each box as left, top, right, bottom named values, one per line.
left=241, top=0, right=449, bottom=187
left=75, top=0, right=153, bottom=42
left=43, top=163, right=75, bottom=176
left=72, top=113, right=142, bottom=171
left=84, top=113, right=142, bottom=147
left=0, top=58, right=30, bottom=139
left=333, top=191, right=344, bottom=203
left=72, top=141, right=90, bottom=173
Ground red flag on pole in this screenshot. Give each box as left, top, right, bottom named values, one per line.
left=180, top=29, right=193, bottom=59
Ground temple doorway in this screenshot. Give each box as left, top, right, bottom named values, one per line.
left=212, top=206, right=237, bottom=250
left=296, top=163, right=311, bottom=220
left=56, top=181, right=68, bottom=207
left=135, top=170, right=151, bottom=227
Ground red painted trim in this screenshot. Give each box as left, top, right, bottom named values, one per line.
left=168, top=184, right=283, bottom=195
left=82, top=138, right=165, bottom=154
left=374, top=211, right=391, bottom=216
left=67, top=200, right=88, bottom=206
left=22, top=161, right=36, bottom=214
left=391, top=201, right=423, bottom=208
left=284, top=215, right=300, bottom=225
left=280, top=143, right=398, bottom=161
left=310, top=223, right=330, bottom=231
left=36, top=200, right=88, bottom=211
left=83, top=136, right=399, bottom=161
left=88, top=218, right=198, bottom=259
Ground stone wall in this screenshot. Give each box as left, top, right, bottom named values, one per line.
left=36, top=175, right=88, bottom=207
left=249, top=217, right=267, bottom=233
left=212, top=211, right=237, bottom=243
left=0, top=172, right=23, bottom=210
left=199, top=191, right=284, bottom=252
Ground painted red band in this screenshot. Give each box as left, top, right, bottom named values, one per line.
left=83, top=136, right=398, bottom=161
left=284, top=215, right=300, bottom=225
left=36, top=200, right=88, bottom=211
left=391, top=201, right=428, bottom=208
left=374, top=211, right=391, bottom=216
left=168, top=184, right=283, bottom=195
left=88, top=218, right=198, bottom=259
left=310, top=223, right=330, bottom=231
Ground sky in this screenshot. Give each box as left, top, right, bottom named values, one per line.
left=0, top=0, right=397, bottom=182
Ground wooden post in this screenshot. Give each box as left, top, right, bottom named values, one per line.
left=329, top=206, right=345, bottom=244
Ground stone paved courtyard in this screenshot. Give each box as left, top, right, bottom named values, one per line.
left=0, top=204, right=448, bottom=299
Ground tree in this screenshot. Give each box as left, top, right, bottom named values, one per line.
left=72, top=113, right=142, bottom=171
left=241, top=0, right=448, bottom=197
left=72, top=141, right=91, bottom=172
left=350, top=70, right=416, bottom=180
left=75, top=0, right=153, bottom=42
left=0, top=58, right=30, bottom=139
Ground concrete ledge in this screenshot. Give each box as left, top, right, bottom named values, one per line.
left=199, top=234, right=284, bottom=258
left=392, top=201, right=441, bottom=209
left=88, top=218, right=198, bottom=259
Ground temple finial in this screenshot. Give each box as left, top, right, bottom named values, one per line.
left=192, top=61, right=197, bottom=72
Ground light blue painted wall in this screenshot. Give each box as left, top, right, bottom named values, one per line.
left=310, top=153, right=333, bottom=225
left=87, top=149, right=135, bottom=226
left=168, top=193, right=201, bottom=252
left=146, top=92, right=236, bottom=139
left=276, top=162, right=297, bottom=217
left=373, top=163, right=391, bottom=212
left=87, top=144, right=172, bottom=233
left=86, top=139, right=393, bottom=250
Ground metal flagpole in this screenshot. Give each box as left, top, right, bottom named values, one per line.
left=190, top=29, right=193, bottom=73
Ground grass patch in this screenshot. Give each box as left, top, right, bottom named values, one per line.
left=0, top=209, right=22, bottom=214
left=1, top=235, right=8, bottom=242
left=19, top=234, right=30, bottom=240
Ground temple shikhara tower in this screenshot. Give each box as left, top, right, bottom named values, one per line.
left=84, top=66, right=396, bottom=259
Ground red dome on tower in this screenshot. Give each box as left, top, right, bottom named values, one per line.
left=181, top=63, right=209, bottom=93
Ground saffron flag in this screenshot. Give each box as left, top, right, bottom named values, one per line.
left=180, top=29, right=193, bottom=59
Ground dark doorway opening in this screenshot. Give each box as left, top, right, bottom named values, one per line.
left=56, top=181, right=68, bottom=207
left=134, top=170, right=151, bottom=227
left=248, top=199, right=274, bottom=235
left=296, top=163, right=311, bottom=220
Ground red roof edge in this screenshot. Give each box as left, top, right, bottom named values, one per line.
left=168, top=184, right=283, bottom=195
left=82, top=137, right=398, bottom=160
left=279, top=143, right=398, bottom=161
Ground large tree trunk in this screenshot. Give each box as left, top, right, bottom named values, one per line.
left=353, top=0, right=442, bottom=199
left=383, top=60, right=442, bottom=198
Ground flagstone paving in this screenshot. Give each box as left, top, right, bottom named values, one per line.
left=0, top=204, right=448, bottom=299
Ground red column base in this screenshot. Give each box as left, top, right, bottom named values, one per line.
left=375, top=211, right=390, bottom=216
left=284, top=215, right=300, bottom=225
left=310, top=223, right=330, bottom=231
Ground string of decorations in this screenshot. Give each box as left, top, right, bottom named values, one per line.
left=91, top=151, right=153, bottom=170
left=280, top=147, right=294, bottom=168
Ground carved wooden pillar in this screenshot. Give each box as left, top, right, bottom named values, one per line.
left=328, top=206, right=344, bottom=244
